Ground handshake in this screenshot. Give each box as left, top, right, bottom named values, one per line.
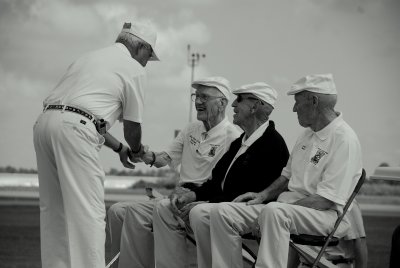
left=118, top=143, right=170, bottom=169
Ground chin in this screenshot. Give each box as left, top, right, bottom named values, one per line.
left=196, top=113, right=206, bottom=121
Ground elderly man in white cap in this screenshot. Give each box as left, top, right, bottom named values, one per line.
left=107, top=76, right=241, bottom=268
left=152, top=82, right=289, bottom=268
left=33, top=21, right=159, bottom=268
left=213, top=73, right=362, bottom=268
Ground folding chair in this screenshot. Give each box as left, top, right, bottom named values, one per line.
left=239, top=169, right=366, bottom=268
left=289, top=168, right=366, bottom=268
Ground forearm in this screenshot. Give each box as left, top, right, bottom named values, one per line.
left=123, top=120, right=142, bottom=152
left=103, top=132, right=123, bottom=151
left=154, top=152, right=172, bottom=167
left=260, top=175, right=289, bottom=202
left=293, top=194, right=335, bottom=210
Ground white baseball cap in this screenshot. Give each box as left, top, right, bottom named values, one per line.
left=233, top=82, right=278, bottom=108
left=119, top=22, right=159, bottom=61
left=192, top=76, right=232, bottom=100
left=288, top=73, right=337, bottom=95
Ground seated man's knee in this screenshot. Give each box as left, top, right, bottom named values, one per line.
left=108, top=202, right=127, bottom=221
left=259, top=202, right=287, bottom=221
left=209, top=203, right=235, bottom=223
left=189, top=203, right=210, bottom=226
left=153, top=198, right=173, bottom=219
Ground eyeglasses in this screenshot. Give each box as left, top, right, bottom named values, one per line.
left=235, top=95, right=260, bottom=103
left=191, top=93, right=225, bottom=102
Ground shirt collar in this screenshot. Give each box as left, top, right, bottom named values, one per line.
left=314, top=112, right=343, bottom=140
left=242, top=120, right=269, bottom=147
left=201, top=117, right=231, bottom=138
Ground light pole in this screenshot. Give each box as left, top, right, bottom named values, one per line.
left=187, top=44, right=206, bottom=122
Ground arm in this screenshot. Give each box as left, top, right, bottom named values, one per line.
left=292, top=194, right=335, bottom=210
left=123, top=119, right=142, bottom=153
left=103, top=132, right=135, bottom=169
left=142, top=151, right=172, bottom=168
left=234, top=175, right=289, bottom=205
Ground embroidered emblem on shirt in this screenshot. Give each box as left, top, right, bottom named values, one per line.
left=208, top=145, right=219, bottom=157
left=189, top=135, right=200, bottom=146
left=80, top=120, right=86, bottom=125
left=310, top=148, right=328, bottom=165
left=301, top=145, right=306, bottom=150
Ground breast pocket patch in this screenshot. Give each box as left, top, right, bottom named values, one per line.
left=310, top=148, right=328, bottom=165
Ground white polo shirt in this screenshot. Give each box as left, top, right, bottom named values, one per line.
left=279, top=113, right=362, bottom=211
left=166, top=117, right=241, bottom=185
left=44, top=43, right=146, bottom=129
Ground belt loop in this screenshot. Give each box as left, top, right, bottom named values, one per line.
left=43, top=104, right=49, bottom=112
left=61, top=104, right=66, bottom=113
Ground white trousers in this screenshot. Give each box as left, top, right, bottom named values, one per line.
left=107, top=201, right=131, bottom=268
left=256, top=202, right=349, bottom=268
left=108, top=199, right=158, bottom=268
left=208, top=201, right=349, bottom=268
left=153, top=199, right=213, bottom=268
left=33, top=110, right=106, bottom=268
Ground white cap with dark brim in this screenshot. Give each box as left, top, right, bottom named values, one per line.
left=287, top=73, right=337, bottom=95
left=233, top=82, right=278, bottom=108
left=192, top=76, right=231, bottom=100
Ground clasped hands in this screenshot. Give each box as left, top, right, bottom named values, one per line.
left=118, top=144, right=149, bottom=169
left=169, top=187, right=199, bottom=224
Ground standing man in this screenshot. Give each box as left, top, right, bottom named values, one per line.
left=153, top=82, right=289, bottom=268
left=33, top=22, right=159, bottom=268
left=107, top=76, right=241, bottom=268
left=208, top=73, right=362, bottom=268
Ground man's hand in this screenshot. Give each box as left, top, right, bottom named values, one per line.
left=233, top=192, right=266, bottom=205
left=142, top=151, right=154, bottom=165
left=169, top=191, right=196, bottom=216
left=118, top=145, right=136, bottom=169
left=128, top=144, right=149, bottom=163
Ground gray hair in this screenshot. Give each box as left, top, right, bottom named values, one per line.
left=254, top=100, right=274, bottom=122
left=115, top=32, right=151, bottom=54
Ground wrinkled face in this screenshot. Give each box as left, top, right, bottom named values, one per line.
left=293, top=92, right=315, bottom=128
left=193, top=86, right=224, bottom=122
left=231, top=93, right=259, bottom=128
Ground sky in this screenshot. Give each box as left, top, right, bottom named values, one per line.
left=0, top=0, right=399, bottom=176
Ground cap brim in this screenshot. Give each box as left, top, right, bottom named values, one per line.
left=149, top=51, right=159, bottom=61
left=287, top=88, right=304, bottom=95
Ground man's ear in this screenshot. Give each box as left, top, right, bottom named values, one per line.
left=312, top=95, right=319, bottom=106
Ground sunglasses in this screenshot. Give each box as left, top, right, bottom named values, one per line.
left=236, top=95, right=260, bottom=103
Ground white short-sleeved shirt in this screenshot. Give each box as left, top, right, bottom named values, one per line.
left=278, top=113, right=362, bottom=212
left=166, top=117, right=241, bottom=185
left=44, top=43, right=146, bottom=129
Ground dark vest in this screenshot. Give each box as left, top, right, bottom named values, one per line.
left=194, top=121, right=289, bottom=203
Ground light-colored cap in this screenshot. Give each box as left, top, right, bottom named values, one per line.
left=233, top=82, right=278, bottom=108
left=287, top=73, right=337, bottom=95
left=192, top=76, right=231, bottom=100
left=119, top=22, right=159, bottom=61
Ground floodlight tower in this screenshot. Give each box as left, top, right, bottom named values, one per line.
left=187, top=44, right=206, bottom=122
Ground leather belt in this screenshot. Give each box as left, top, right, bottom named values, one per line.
left=44, top=104, right=107, bottom=134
